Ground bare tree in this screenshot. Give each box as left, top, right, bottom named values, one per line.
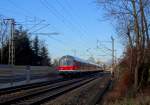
left=97, top=0, right=150, bottom=91
left=0, top=19, right=9, bottom=64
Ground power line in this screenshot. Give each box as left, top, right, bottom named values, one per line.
left=40, top=0, right=89, bottom=48
left=39, top=0, right=77, bottom=48
left=29, top=24, right=50, bottom=33
left=30, top=32, right=59, bottom=36
left=6, top=0, right=87, bottom=50
left=55, top=0, right=89, bottom=40
left=2, top=1, right=71, bottom=58
left=55, top=0, right=90, bottom=45
left=28, top=20, right=45, bottom=31
left=64, top=0, right=91, bottom=39
left=7, top=0, right=33, bottom=17
left=66, top=0, right=96, bottom=40
left=6, top=0, right=58, bottom=33
left=5, top=0, right=91, bottom=55
left=0, top=2, right=52, bottom=33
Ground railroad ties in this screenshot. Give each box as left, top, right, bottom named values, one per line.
left=0, top=72, right=111, bottom=105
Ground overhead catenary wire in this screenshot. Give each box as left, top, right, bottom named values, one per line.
left=29, top=24, right=50, bottom=33
left=40, top=0, right=74, bottom=31
left=4, top=0, right=95, bottom=57
left=7, top=0, right=34, bottom=17
left=54, top=0, right=101, bottom=58
left=40, top=0, right=90, bottom=48
left=6, top=0, right=58, bottom=32
left=54, top=0, right=90, bottom=46
left=7, top=0, right=89, bottom=52
left=55, top=0, right=90, bottom=41
left=63, top=0, right=91, bottom=40
left=66, top=0, right=101, bottom=41
left=28, top=20, right=45, bottom=31
left=0, top=1, right=74, bottom=54
left=6, top=0, right=64, bottom=43
left=0, top=5, right=48, bottom=33
left=0, top=4, right=68, bottom=53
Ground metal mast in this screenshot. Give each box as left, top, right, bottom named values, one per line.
left=0, top=19, right=3, bottom=63
left=111, top=36, right=115, bottom=75
left=8, top=19, right=15, bottom=65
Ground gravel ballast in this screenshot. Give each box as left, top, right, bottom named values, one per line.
left=44, top=77, right=110, bottom=105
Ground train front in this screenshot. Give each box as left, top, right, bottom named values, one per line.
left=57, top=56, right=78, bottom=76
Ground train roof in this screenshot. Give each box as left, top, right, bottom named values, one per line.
left=60, top=55, right=100, bottom=66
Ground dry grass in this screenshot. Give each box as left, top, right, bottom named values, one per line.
left=104, top=70, right=132, bottom=102
left=103, top=96, right=150, bottom=105
left=102, top=70, right=150, bottom=105
left=103, top=92, right=150, bottom=105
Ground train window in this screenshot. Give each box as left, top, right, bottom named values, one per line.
left=59, top=57, right=74, bottom=66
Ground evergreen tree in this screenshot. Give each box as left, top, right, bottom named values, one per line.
left=0, top=26, right=51, bottom=66
left=33, top=36, right=39, bottom=56
left=32, top=36, right=41, bottom=65
left=40, top=46, right=51, bottom=66
left=1, top=42, right=9, bottom=64
left=14, top=28, right=33, bottom=65
left=53, top=58, right=59, bottom=67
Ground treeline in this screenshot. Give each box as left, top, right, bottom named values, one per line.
left=0, top=27, right=51, bottom=66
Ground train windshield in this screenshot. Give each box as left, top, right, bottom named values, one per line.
left=59, top=57, right=74, bottom=66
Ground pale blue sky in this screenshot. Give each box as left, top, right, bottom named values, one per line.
left=0, top=0, right=123, bottom=63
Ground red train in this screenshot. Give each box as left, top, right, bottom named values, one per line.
left=57, top=55, right=102, bottom=76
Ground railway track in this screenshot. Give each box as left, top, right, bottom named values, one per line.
left=0, top=77, right=65, bottom=95
left=0, top=77, right=96, bottom=105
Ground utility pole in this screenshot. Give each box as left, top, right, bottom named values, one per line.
left=111, top=36, right=115, bottom=75
left=0, top=20, right=3, bottom=64
left=3, top=19, right=16, bottom=86
left=72, top=49, right=77, bottom=56
left=8, top=19, right=15, bottom=65
left=96, top=37, right=115, bottom=74
left=86, top=48, right=93, bottom=57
